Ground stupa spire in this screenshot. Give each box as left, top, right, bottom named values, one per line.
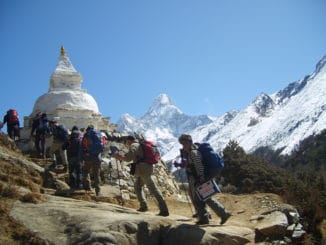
left=60, top=46, right=66, bottom=57
left=49, top=46, right=82, bottom=91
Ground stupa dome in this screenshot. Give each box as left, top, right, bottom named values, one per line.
left=32, top=90, right=99, bottom=114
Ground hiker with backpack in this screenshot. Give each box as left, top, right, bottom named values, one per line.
left=30, top=112, right=50, bottom=158
left=178, top=134, right=231, bottom=225
left=49, top=119, right=69, bottom=171
left=67, top=126, right=83, bottom=189
left=112, top=135, right=169, bottom=217
left=81, top=125, right=104, bottom=196
left=2, top=109, right=20, bottom=140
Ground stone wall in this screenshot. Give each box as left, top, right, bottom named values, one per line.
left=101, top=156, right=180, bottom=199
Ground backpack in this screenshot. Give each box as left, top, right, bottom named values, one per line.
left=140, top=139, right=160, bottom=164
left=37, top=119, right=50, bottom=134
left=7, top=109, right=19, bottom=124
left=67, top=132, right=82, bottom=156
left=82, top=129, right=104, bottom=156
left=196, top=143, right=224, bottom=179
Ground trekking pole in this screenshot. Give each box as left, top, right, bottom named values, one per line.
left=178, top=168, right=194, bottom=216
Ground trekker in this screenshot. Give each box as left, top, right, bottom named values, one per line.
left=81, top=125, right=104, bottom=196
left=2, top=109, right=20, bottom=140
left=112, top=135, right=169, bottom=216
left=30, top=112, right=50, bottom=158
left=49, top=119, right=69, bottom=171
left=67, top=126, right=83, bottom=189
left=178, top=134, right=231, bottom=225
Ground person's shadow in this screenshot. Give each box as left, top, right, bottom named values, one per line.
left=137, top=222, right=206, bottom=245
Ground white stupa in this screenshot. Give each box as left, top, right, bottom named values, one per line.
left=23, top=47, right=116, bottom=133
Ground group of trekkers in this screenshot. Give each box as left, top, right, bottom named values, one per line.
left=30, top=112, right=104, bottom=196
left=1, top=109, right=231, bottom=225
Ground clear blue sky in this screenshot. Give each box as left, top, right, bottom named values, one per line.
left=1, top=0, right=326, bottom=127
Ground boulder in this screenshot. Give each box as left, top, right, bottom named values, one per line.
left=255, top=211, right=288, bottom=239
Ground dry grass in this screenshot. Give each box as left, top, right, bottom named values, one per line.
left=0, top=160, right=43, bottom=193
left=20, top=193, right=47, bottom=204
left=0, top=181, right=20, bottom=199
left=0, top=134, right=47, bottom=244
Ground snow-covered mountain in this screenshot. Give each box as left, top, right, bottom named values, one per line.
left=117, top=94, right=217, bottom=158
left=117, top=55, right=326, bottom=161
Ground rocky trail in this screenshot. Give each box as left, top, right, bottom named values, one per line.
left=0, top=134, right=306, bottom=244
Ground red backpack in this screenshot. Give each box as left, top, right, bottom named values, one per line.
left=140, top=139, right=160, bottom=164
left=8, top=109, right=19, bottom=124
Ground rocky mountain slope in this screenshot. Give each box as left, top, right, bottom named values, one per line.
left=118, top=55, right=326, bottom=161
left=0, top=133, right=306, bottom=244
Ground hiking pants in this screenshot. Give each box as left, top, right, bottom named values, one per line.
left=68, top=156, right=82, bottom=188
left=187, top=173, right=199, bottom=214
left=83, top=161, right=101, bottom=193
left=134, top=162, right=168, bottom=213
left=35, top=134, right=46, bottom=157
left=7, top=124, right=20, bottom=140
left=50, top=141, right=68, bottom=166
left=188, top=175, right=227, bottom=221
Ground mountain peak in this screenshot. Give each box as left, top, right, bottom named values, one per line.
left=152, top=94, right=173, bottom=107
left=145, top=93, right=180, bottom=116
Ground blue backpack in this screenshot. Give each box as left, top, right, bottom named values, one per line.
left=82, top=129, right=104, bottom=156
left=196, top=143, right=224, bottom=179
left=37, top=119, right=50, bottom=135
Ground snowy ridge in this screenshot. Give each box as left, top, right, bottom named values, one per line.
left=118, top=55, right=326, bottom=161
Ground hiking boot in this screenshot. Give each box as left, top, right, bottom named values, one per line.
left=137, top=207, right=148, bottom=212
left=193, top=213, right=212, bottom=219
left=157, top=210, right=169, bottom=217
left=220, top=212, right=231, bottom=225
left=196, top=217, right=209, bottom=225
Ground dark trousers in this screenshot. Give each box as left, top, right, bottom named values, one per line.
left=68, top=157, right=82, bottom=188
left=35, top=134, right=46, bottom=157
left=188, top=175, right=227, bottom=221
left=7, top=124, right=20, bottom=140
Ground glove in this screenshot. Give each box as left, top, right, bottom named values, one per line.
left=173, top=157, right=187, bottom=168
left=173, top=160, right=180, bottom=168
left=181, top=158, right=187, bottom=168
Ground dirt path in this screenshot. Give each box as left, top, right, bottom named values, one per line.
left=86, top=184, right=285, bottom=228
